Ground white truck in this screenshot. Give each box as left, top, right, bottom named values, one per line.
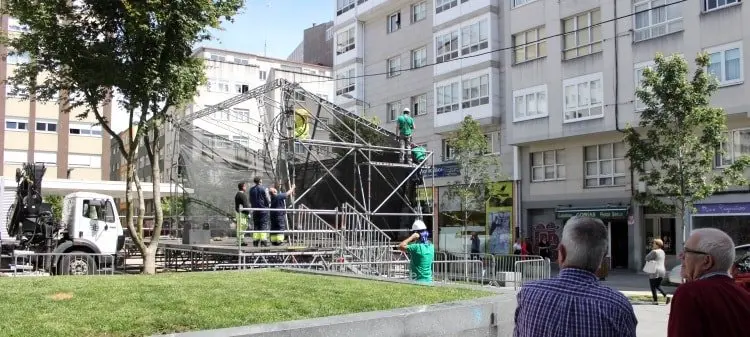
left=1, top=163, right=125, bottom=275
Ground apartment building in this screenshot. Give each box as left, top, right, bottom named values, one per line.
left=332, top=0, right=514, bottom=254
left=506, top=0, right=749, bottom=271
left=1, top=16, right=111, bottom=181
left=288, top=21, right=335, bottom=67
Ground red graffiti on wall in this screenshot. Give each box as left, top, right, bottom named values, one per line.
left=534, top=222, right=561, bottom=258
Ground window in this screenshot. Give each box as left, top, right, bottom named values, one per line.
left=336, top=27, right=356, bottom=55
left=513, top=85, right=548, bottom=121
left=5, top=83, right=27, bottom=99
left=461, top=74, right=490, bottom=108
left=326, top=27, right=333, bottom=41
left=208, top=53, right=226, bottom=62
left=634, top=61, right=656, bottom=111
left=387, top=56, right=401, bottom=77
left=69, top=123, right=102, bottom=137
left=563, top=9, right=602, bottom=60
left=411, top=94, right=427, bottom=116
left=513, top=27, right=547, bottom=63
left=234, top=83, right=249, bottom=93
left=461, top=19, right=489, bottom=56
left=7, top=51, right=30, bottom=65
left=206, top=80, right=230, bottom=93
left=387, top=101, right=402, bottom=122
left=36, top=121, right=58, bottom=132
left=336, top=68, right=355, bottom=96
left=531, top=150, right=566, bottom=181
left=512, top=0, right=538, bottom=7
left=435, top=82, right=459, bottom=114
left=5, top=119, right=28, bottom=131
left=706, top=42, right=743, bottom=86
left=234, top=58, right=250, bottom=65
left=563, top=72, right=603, bottom=122
left=233, top=136, right=249, bottom=148
left=412, top=47, right=427, bottom=69
left=34, top=151, right=57, bottom=165
left=259, top=70, right=267, bottom=80
left=633, top=0, right=683, bottom=42
left=584, top=142, right=627, bottom=187
left=412, top=2, right=427, bottom=22
left=4, top=150, right=26, bottom=163
left=435, top=0, right=458, bottom=13
left=485, top=132, right=501, bottom=154
left=231, top=108, right=250, bottom=123
left=442, top=139, right=455, bottom=160
left=715, top=129, right=750, bottom=167
left=388, top=12, right=401, bottom=33
left=705, top=0, right=740, bottom=11
left=69, top=154, right=102, bottom=168
left=435, top=30, right=459, bottom=64
left=337, top=0, right=355, bottom=15
left=8, top=18, right=30, bottom=32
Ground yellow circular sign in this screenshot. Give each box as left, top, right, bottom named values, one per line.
left=294, top=108, right=310, bottom=139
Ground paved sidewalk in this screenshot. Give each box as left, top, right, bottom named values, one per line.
left=634, top=304, right=670, bottom=336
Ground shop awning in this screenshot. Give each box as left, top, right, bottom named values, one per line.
left=555, top=206, right=629, bottom=220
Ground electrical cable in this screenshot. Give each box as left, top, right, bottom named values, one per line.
left=292, top=0, right=688, bottom=85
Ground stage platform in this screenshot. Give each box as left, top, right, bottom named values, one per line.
left=157, top=238, right=336, bottom=254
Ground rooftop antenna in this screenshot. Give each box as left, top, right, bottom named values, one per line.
left=264, top=0, right=271, bottom=57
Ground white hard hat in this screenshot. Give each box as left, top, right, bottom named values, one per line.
left=402, top=107, right=411, bottom=113
left=411, top=219, right=427, bottom=231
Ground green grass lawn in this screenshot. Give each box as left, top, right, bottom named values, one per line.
left=0, top=270, right=492, bottom=337
left=627, top=294, right=670, bottom=304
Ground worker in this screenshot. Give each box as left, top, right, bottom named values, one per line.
left=410, top=143, right=426, bottom=186
left=269, top=184, right=296, bottom=246
left=398, top=219, right=434, bottom=283
left=234, top=182, right=251, bottom=246
left=248, top=176, right=271, bottom=247
left=395, top=107, right=415, bottom=164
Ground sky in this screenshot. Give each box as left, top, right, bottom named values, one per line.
left=112, top=0, right=335, bottom=132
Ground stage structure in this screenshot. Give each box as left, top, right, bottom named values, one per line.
left=160, top=78, right=436, bottom=270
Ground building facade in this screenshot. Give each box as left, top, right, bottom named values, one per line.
left=506, top=0, right=750, bottom=271
left=2, top=16, right=112, bottom=181
left=288, top=21, right=335, bottom=67
left=332, top=0, right=516, bottom=254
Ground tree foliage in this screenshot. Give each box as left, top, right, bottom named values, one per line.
left=161, top=196, right=187, bottom=217
left=43, top=195, right=63, bottom=223
left=442, top=116, right=504, bottom=225
left=624, top=53, right=750, bottom=216
left=328, top=115, right=389, bottom=158
left=2, top=0, right=244, bottom=273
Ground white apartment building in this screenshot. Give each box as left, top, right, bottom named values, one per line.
left=333, top=0, right=516, bottom=254
left=505, top=0, right=750, bottom=271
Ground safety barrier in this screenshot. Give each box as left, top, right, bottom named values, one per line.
left=7, top=252, right=117, bottom=276
left=291, top=205, right=344, bottom=253
left=439, top=252, right=550, bottom=287
left=514, top=258, right=552, bottom=290
left=340, top=203, right=392, bottom=263
left=213, top=259, right=484, bottom=284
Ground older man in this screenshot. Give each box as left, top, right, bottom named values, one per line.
left=514, top=216, right=637, bottom=337
left=667, top=228, right=750, bottom=337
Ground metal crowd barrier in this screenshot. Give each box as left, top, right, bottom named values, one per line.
left=7, top=252, right=117, bottom=276
left=439, top=252, right=551, bottom=287
left=514, top=258, right=552, bottom=290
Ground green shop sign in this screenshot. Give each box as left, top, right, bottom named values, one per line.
left=555, top=207, right=629, bottom=220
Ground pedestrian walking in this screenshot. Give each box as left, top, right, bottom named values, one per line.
left=667, top=228, right=750, bottom=337
left=643, top=239, right=669, bottom=304
left=398, top=219, right=434, bottom=283
left=514, top=216, right=637, bottom=337
left=470, top=232, right=480, bottom=260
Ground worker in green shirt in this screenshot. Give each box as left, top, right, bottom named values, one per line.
left=395, top=108, right=414, bottom=164
left=399, top=219, right=434, bottom=283
left=410, top=143, right=426, bottom=185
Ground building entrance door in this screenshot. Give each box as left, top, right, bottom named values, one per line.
left=643, top=216, right=677, bottom=256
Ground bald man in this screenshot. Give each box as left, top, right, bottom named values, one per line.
left=667, top=228, right=750, bottom=337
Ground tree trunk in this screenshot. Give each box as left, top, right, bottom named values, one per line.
left=147, top=125, right=165, bottom=254
left=142, top=244, right=159, bottom=274
left=125, top=162, right=147, bottom=255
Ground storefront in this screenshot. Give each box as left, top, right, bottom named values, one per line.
left=692, top=202, right=750, bottom=246
left=554, top=206, right=630, bottom=269
left=642, top=212, right=678, bottom=267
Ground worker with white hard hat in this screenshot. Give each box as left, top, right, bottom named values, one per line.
left=398, top=219, right=434, bottom=283
left=395, top=107, right=415, bottom=164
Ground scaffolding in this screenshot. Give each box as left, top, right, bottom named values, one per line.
left=160, top=79, right=436, bottom=268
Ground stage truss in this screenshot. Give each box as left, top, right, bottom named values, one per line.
left=161, top=78, right=437, bottom=267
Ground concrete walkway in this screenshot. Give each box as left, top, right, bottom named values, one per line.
left=635, top=304, right=670, bottom=336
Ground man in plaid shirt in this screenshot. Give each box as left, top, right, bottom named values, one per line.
left=514, top=216, right=637, bottom=337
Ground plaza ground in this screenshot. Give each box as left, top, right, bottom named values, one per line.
left=0, top=269, right=491, bottom=337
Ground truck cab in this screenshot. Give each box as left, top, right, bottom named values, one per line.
left=60, top=192, right=125, bottom=255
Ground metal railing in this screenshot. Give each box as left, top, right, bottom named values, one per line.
left=341, top=203, right=392, bottom=263
left=439, top=252, right=551, bottom=287
left=514, top=258, right=552, bottom=290
left=291, top=204, right=344, bottom=252
left=8, top=252, right=117, bottom=276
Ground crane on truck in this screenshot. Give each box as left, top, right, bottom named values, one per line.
left=1, top=162, right=126, bottom=275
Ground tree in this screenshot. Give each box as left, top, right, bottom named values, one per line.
left=3, top=0, right=244, bottom=274
left=329, top=115, right=389, bottom=158
left=624, top=53, right=750, bottom=239
left=43, top=195, right=63, bottom=223
left=442, top=116, right=504, bottom=255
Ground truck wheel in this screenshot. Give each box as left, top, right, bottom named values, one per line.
left=58, top=251, right=97, bottom=276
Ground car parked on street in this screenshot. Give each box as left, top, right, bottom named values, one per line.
left=668, top=244, right=750, bottom=285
